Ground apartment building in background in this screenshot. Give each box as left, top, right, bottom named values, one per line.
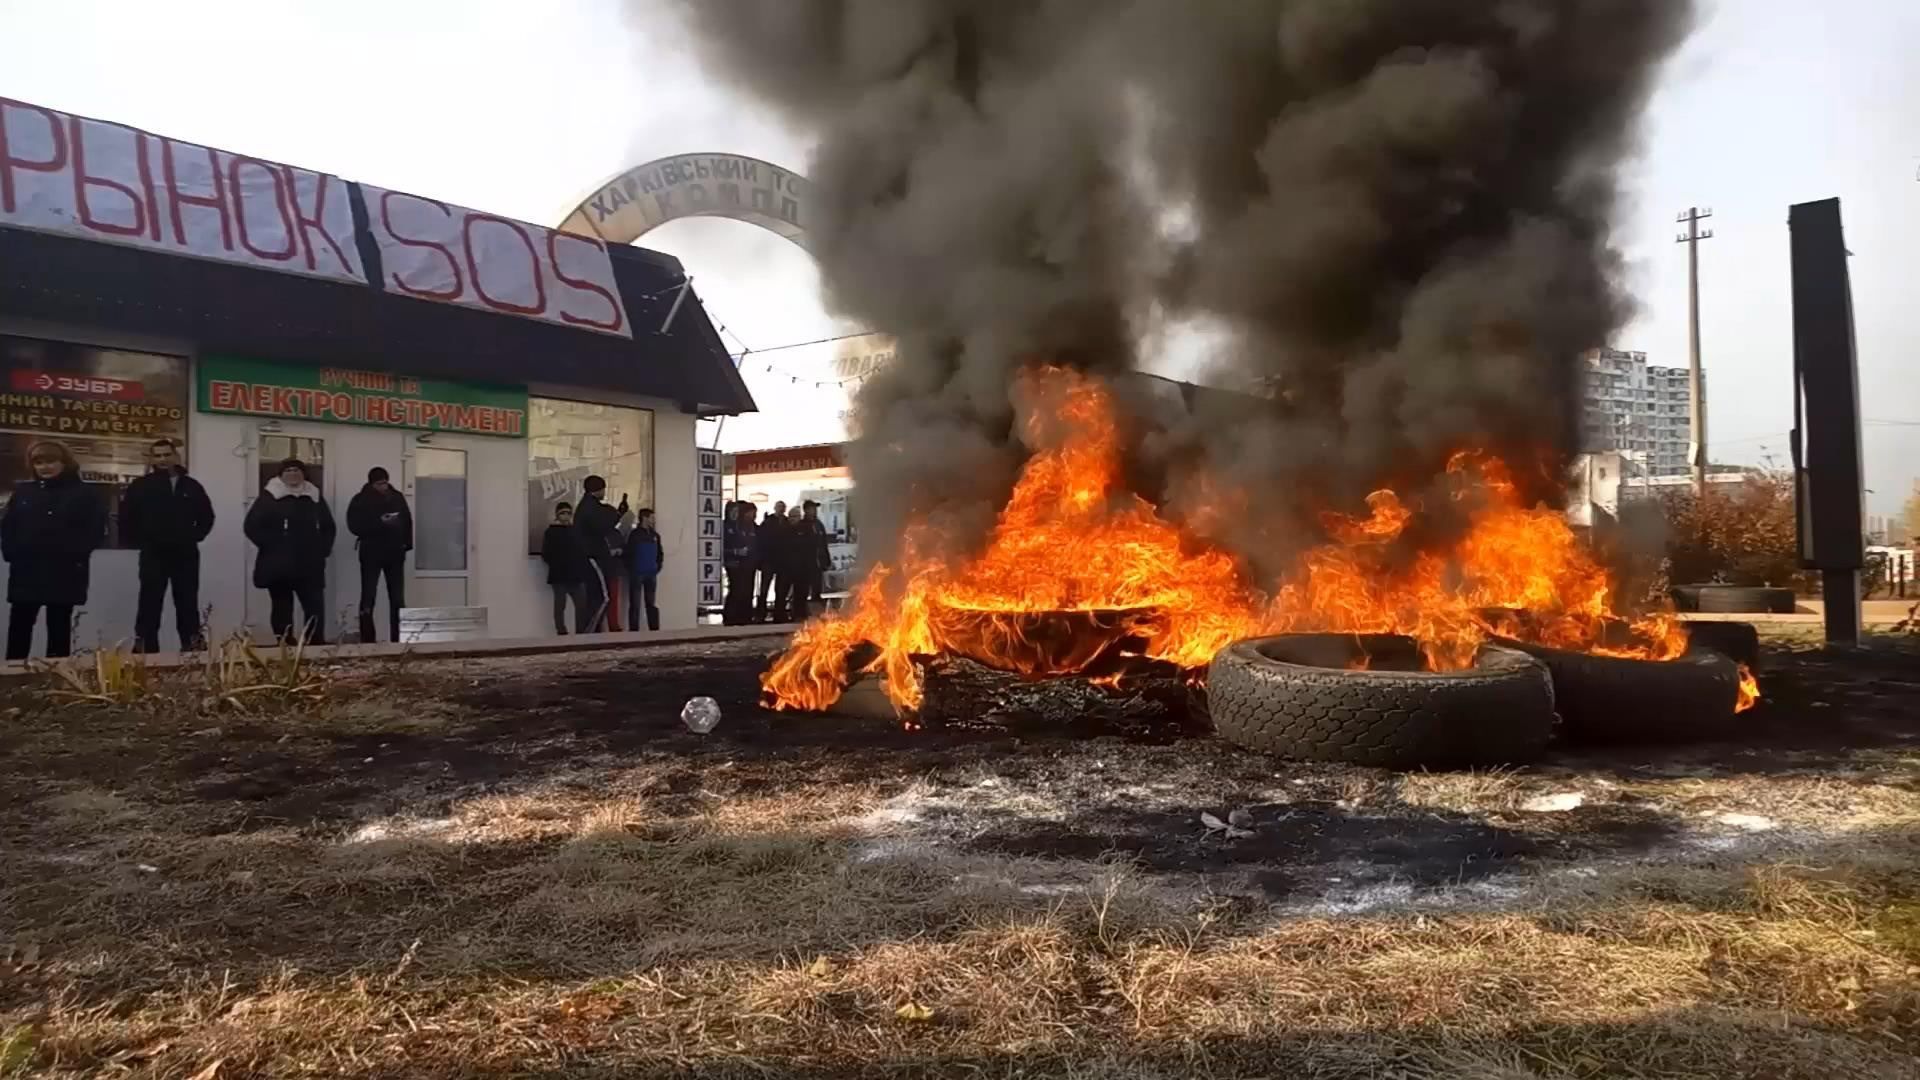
left=1580, top=348, right=1698, bottom=477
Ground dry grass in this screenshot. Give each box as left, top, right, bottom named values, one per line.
left=5, top=766, right=1917, bottom=1079
left=1397, top=768, right=1530, bottom=813
left=1393, top=762, right=1920, bottom=831
left=1616, top=773, right=1920, bottom=829
left=3, top=635, right=1919, bottom=1078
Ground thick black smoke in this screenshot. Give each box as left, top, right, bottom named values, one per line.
left=650, top=0, right=1695, bottom=581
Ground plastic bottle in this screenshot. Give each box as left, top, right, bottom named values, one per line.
left=681, top=696, right=721, bottom=734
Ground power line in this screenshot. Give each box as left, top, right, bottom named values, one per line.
left=1708, top=421, right=1919, bottom=443
left=1715, top=431, right=1789, bottom=447
left=692, top=294, right=757, bottom=357
left=715, top=320, right=755, bottom=357
left=743, top=355, right=871, bottom=389
left=716, top=328, right=894, bottom=389
left=690, top=294, right=760, bottom=452
left=728, top=329, right=887, bottom=356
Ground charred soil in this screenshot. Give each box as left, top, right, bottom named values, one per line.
left=2, top=630, right=1917, bottom=1078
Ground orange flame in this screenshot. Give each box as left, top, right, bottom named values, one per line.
left=762, top=367, right=1717, bottom=715
left=761, top=370, right=1260, bottom=711
left=1735, top=664, right=1760, bottom=713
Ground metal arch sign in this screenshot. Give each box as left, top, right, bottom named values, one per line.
left=558, top=153, right=813, bottom=251
left=557, top=153, right=894, bottom=386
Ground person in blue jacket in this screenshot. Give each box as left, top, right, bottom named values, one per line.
left=624, top=506, right=664, bottom=631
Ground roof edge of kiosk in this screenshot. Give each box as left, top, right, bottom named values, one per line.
left=0, top=228, right=757, bottom=418
left=0, top=95, right=755, bottom=419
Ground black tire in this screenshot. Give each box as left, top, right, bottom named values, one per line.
left=1682, top=621, right=1760, bottom=670
left=1207, top=634, right=1555, bottom=769
left=1491, top=638, right=1741, bottom=745
left=1670, top=585, right=1702, bottom=612
left=829, top=676, right=898, bottom=722
left=1680, top=584, right=1797, bottom=614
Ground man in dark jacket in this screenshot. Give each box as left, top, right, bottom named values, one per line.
left=624, top=507, right=664, bottom=631
left=753, top=500, right=788, bottom=623
left=572, top=475, right=623, bottom=633
left=722, top=502, right=757, bottom=626
left=346, top=466, right=413, bottom=644
left=801, top=500, right=831, bottom=608
left=120, top=438, right=214, bottom=653
left=3, top=440, right=105, bottom=660
left=776, top=504, right=813, bottom=622
left=243, top=458, right=336, bottom=644
left=541, top=502, right=587, bottom=634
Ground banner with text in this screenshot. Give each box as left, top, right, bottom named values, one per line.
left=198, top=355, right=528, bottom=437
left=0, top=98, right=363, bottom=283
left=832, top=331, right=895, bottom=381
left=362, top=185, right=631, bottom=338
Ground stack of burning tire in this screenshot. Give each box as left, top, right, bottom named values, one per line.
left=1206, top=623, right=1757, bottom=770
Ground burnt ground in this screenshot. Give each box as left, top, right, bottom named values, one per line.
left=3, top=627, right=1918, bottom=1078
left=9, top=628, right=1914, bottom=907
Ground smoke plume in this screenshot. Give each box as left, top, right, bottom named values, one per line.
left=652, top=0, right=1696, bottom=581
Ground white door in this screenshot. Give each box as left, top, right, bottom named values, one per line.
left=408, top=446, right=470, bottom=607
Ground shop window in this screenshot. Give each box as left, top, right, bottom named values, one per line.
left=0, top=334, right=191, bottom=548
left=526, top=397, right=653, bottom=552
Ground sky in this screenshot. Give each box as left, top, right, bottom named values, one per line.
left=2, top=0, right=1916, bottom=516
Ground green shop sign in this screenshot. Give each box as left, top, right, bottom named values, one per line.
left=197, top=356, right=528, bottom=438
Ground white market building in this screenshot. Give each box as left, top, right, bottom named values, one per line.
left=0, top=97, right=754, bottom=651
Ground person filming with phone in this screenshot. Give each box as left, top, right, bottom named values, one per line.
left=347, top=466, right=413, bottom=644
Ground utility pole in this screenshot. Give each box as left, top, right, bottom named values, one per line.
left=1676, top=207, right=1713, bottom=495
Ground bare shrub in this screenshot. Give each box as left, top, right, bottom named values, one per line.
left=1661, top=472, right=1808, bottom=588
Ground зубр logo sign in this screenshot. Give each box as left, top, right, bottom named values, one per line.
left=8, top=370, right=146, bottom=400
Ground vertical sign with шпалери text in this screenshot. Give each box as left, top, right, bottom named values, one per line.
left=697, top=448, right=723, bottom=611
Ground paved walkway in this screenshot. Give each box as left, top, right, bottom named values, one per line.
left=8, top=601, right=1909, bottom=678
left=1681, top=599, right=1913, bottom=624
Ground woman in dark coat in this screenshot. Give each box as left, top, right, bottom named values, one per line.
left=243, top=458, right=337, bottom=644
left=1, top=440, right=105, bottom=660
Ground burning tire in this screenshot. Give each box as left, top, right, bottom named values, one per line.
left=1491, top=639, right=1741, bottom=745
left=1682, top=621, right=1760, bottom=670
left=1206, top=635, right=1555, bottom=769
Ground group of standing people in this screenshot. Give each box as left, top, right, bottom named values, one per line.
left=243, top=459, right=415, bottom=646
left=720, top=499, right=830, bottom=626
left=3, top=437, right=218, bottom=660
left=540, top=473, right=665, bottom=635
left=1, top=440, right=415, bottom=661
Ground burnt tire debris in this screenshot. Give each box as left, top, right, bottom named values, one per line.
left=1492, top=638, right=1742, bottom=746
left=1206, top=634, right=1555, bottom=769
left=1681, top=620, right=1761, bottom=670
